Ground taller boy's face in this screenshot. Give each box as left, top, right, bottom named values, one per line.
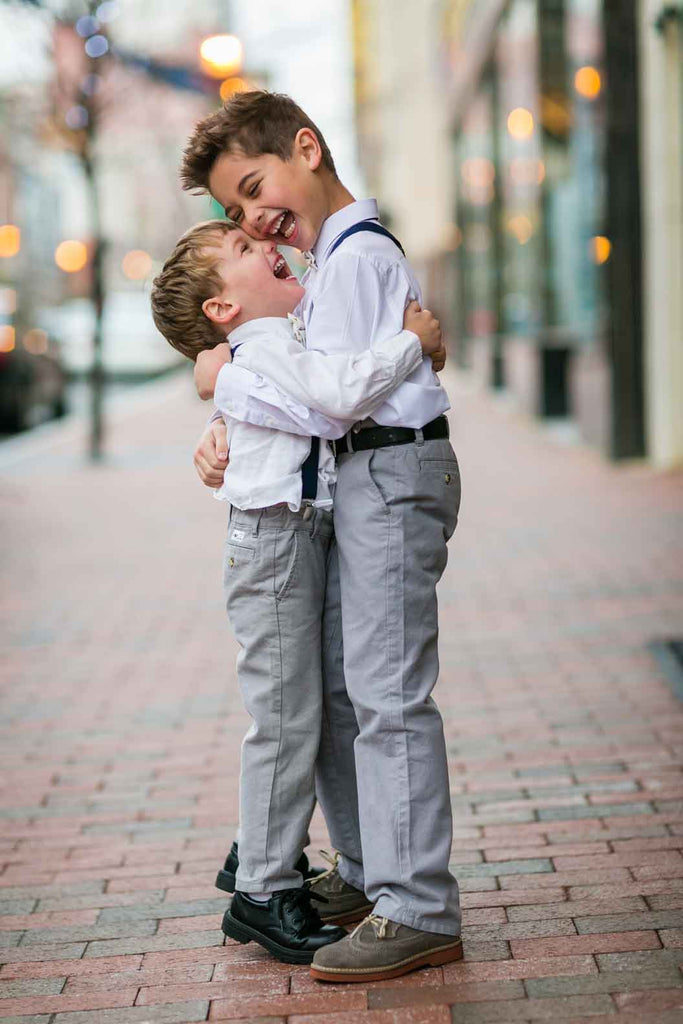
left=208, top=136, right=328, bottom=253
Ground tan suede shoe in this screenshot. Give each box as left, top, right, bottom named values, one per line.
left=310, top=913, right=463, bottom=982
left=307, top=852, right=373, bottom=926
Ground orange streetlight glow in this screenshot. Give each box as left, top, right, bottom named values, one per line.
left=507, top=107, right=535, bottom=140
left=507, top=214, right=534, bottom=245
left=220, top=76, right=249, bottom=101
left=0, top=224, right=21, bottom=258
left=591, top=235, right=612, bottom=264
left=200, top=35, right=243, bottom=79
left=0, top=325, right=16, bottom=352
left=55, top=240, right=88, bottom=273
left=575, top=66, right=602, bottom=100
left=122, top=250, right=152, bottom=280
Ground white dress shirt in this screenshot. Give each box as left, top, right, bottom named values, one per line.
left=210, top=199, right=450, bottom=434
left=213, top=315, right=422, bottom=511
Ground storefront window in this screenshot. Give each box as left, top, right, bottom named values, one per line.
left=495, top=0, right=543, bottom=337
left=550, top=0, right=606, bottom=341
left=454, top=75, right=498, bottom=363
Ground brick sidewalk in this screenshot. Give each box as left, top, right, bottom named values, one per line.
left=1, top=369, right=682, bottom=1023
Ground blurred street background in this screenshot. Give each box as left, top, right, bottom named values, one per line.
left=1, top=0, right=683, bottom=1021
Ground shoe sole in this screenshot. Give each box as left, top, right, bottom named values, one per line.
left=310, top=937, right=464, bottom=983
left=320, top=902, right=374, bottom=927
left=222, top=908, right=321, bottom=965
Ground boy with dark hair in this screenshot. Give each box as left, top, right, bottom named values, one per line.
left=151, top=218, right=444, bottom=964
left=187, top=91, right=463, bottom=983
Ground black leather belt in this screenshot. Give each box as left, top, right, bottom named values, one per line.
left=332, top=415, right=449, bottom=456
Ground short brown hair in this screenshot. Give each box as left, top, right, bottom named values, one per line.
left=180, top=90, right=336, bottom=194
left=150, top=220, right=236, bottom=361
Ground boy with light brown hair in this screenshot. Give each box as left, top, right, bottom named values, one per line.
left=151, top=217, right=445, bottom=966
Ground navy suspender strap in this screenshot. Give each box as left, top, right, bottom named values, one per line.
left=300, top=221, right=403, bottom=502
left=327, top=220, right=406, bottom=259
left=300, top=435, right=320, bottom=501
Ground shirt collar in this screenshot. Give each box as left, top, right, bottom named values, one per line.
left=227, top=317, right=293, bottom=353
left=312, top=198, right=380, bottom=267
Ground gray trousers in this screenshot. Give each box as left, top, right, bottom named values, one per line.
left=224, top=504, right=333, bottom=893
left=316, top=437, right=462, bottom=935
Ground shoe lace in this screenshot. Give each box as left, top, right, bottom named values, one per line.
left=307, top=849, right=339, bottom=889
left=350, top=913, right=389, bottom=940
left=279, top=885, right=329, bottom=934
left=280, top=886, right=329, bottom=911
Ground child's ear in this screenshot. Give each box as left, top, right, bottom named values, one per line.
left=294, top=128, right=322, bottom=171
left=202, top=297, right=241, bottom=326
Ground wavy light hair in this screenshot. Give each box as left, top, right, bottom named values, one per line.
left=151, top=220, right=236, bottom=361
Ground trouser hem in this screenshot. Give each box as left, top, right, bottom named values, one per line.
left=235, top=875, right=303, bottom=893
left=373, top=897, right=461, bottom=937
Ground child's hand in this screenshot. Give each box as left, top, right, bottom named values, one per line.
left=403, top=301, right=447, bottom=372
left=194, top=343, right=232, bottom=401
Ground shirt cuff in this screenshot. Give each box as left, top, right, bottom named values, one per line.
left=376, top=329, right=423, bottom=376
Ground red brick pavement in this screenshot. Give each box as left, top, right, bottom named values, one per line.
left=1, top=369, right=683, bottom=1023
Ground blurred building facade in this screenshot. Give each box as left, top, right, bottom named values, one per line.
left=353, top=0, right=683, bottom=467
left=1, top=0, right=363, bottom=387
left=0, top=0, right=224, bottom=380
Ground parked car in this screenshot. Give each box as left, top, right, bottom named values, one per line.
left=0, top=333, right=68, bottom=433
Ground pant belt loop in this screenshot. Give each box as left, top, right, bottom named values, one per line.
left=346, top=430, right=355, bottom=454
left=253, top=509, right=265, bottom=537
left=414, top=427, right=425, bottom=447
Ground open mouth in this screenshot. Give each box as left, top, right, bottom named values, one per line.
left=272, top=253, right=296, bottom=280
left=268, top=210, right=296, bottom=241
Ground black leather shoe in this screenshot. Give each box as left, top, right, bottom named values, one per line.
left=215, top=841, right=324, bottom=893
left=222, top=888, right=347, bottom=964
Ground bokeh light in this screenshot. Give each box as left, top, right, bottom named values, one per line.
left=65, top=106, right=89, bottom=130
left=575, top=66, right=602, bottom=100
left=0, top=288, right=17, bottom=315
left=461, top=158, right=495, bottom=186
left=55, top=240, right=88, bottom=273
left=509, top=157, right=545, bottom=186
left=0, top=326, right=16, bottom=353
left=200, top=35, right=243, bottom=79
left=507, top=214, right=534, bottom=245
left=75, top=15, right=99, bottom=38
left=442, top=224, right=462, bottom=251
left=0, top=225, right=21, bottom=258
left=122, top=250, right=152, bottom=280
left=85, top=35, right=109, bottom=59
left=22, top=329, right=49, bottom=355
left=507, top=107, right=535, bottom=140
left=220, top=77, right=249, bottom=101
left=591, top=235, right=612, bottom=264
left=96, top=1, right=119, bottom=22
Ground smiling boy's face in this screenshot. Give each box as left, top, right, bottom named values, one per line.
left=208, top=129, right=329, bottom=252
left=202, top=228, right=305, bottom=332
